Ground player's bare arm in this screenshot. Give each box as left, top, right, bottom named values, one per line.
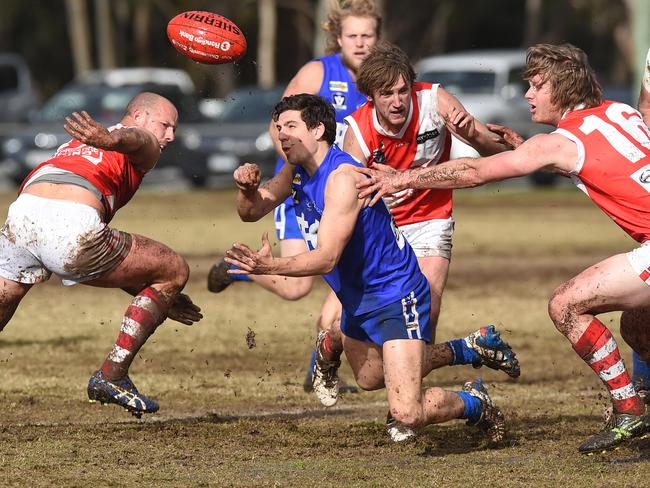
left=235, top=162, right=293, bottom=221
left=356, top=133, right=577, bottom=205
left=64, top=111, right=161, bottom=171
left=226, top=167, right=363, bottom=276
left=341, top=127, right=368, bottom=164
left=486, top=123, right=526, bottom=149
left=437, top=87, right=511, bottom=156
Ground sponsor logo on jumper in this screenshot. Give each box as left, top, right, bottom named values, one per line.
left=181, top=12, right=241, bottom=35
left=640, top=169, right=650, bottom=183
left=179, top=30, right=231, bottom=51
left=370, top=141, right=386, bottom=164
left=329, top=81, right=348, bottom=92
left=416, top=129, right=440, bottom=144
left=630, top=163, right=650, bottom=192
left=291, top=173, right=302, bottom=204
left=57, top=145, right=103, bottom=165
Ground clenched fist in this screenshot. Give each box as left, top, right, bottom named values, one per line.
left=234, top=163, right=262, bottom=192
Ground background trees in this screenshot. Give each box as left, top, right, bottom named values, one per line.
left=0, top=0, right=645, bottom=100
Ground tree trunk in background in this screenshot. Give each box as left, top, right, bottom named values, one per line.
left=417, top=1, right=452, bottom=59
left=95, top=0, right=116, bottom=69
left=524, top=0, right=542, bottom=46
left=134, top=0, right=152, bottom=66
left=629, top=0, right=650, bottom=89
left=292, top=0, right=314, bottom=62
left=313, top=0, right=329, bottom=56
left=65, top=0, right=93, bottom=76
left=258, top=0, right=277, bottom=87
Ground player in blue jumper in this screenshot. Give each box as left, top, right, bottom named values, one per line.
left=208, top=0, right=382, bottom=392
left=224, top=93, right=517, bottom=444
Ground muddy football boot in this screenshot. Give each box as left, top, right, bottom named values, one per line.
left=603, top=380, right=650, bottom=424
left=464, top=325, right=520, bottom=378
left=311, top=330, right=341, bottom=407
left=579, top=409, right=650, bottom=454
left=87, top=370, right=159, bottom=418
left=207, top=257, right=234, bottom=293
left=635, top=378, right=650, bottom=403
left=463, top=378, right=507, bottom=446
left=386, top=411, right=417, bottom=442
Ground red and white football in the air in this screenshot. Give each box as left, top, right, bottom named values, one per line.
left=167, top=11, right=247, bottom=64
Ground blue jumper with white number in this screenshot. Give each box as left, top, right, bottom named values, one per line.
left=292, top=145, right=426, bottom=316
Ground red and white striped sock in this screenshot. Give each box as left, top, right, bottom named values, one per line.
left=573, top=318, right=645, bottom=416
left=101, top=287, right=167, bottom=380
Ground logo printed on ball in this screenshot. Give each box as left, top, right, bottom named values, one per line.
left=167, top=10, right=247, bottom=64
left=181, top=11, right=241, bottom=35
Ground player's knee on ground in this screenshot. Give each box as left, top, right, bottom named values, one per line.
left=389, top=402, right=425, bottom=429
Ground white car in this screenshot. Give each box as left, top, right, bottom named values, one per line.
left=415, top=49, right=545, bottom=159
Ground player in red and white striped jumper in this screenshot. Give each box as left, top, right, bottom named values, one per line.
left=356, top=43, right=650, bottom=453
left=0, top=93, right=202, bottom=417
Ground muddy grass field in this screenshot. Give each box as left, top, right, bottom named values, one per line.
left=0, top=187, right=649, bottom=487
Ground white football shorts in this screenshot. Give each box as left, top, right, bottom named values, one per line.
left=398, top=217, right=454, bottom=260
left=626, top=240, right=650, bottom=286
left=0, top=193, right=131, bottom=286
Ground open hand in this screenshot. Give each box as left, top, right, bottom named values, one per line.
left=354, top=163, right=403, bottom=206
left=446, top=107, right=476, bottom=140
left=486, top=123, right=525, bottom=149
left=167, top=293, right=203, bottom=325
left=234, top=163, right=262, bottom=192
left=224, top=232, right=274, bottom=274
left=64, top=111, right=114, bottom=149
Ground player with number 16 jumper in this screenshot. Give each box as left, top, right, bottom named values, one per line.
left=356, top=43, right=650, bottom=454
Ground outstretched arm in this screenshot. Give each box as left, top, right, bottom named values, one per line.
left=356, top=133, right=577, bottom=205
left=64, top=111, right=161, bottom=171
left=225, top=166, right=364, bottom=276
left=438, top=87, right=514, bottom=156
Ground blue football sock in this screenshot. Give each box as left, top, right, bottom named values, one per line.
left=448, top=339, right=479, bottom=366
left=457, top=391, right=482, bottom=423
left=632, top=351, right=650, bottom=383
left=229, top=263, right=252, bottom=281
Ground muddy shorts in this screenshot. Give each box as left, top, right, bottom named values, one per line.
left=626, top=241, right=650, bottom=286
left=398, top=217, right=454, bottom=259
left=0, top=193, right=131, bottom=286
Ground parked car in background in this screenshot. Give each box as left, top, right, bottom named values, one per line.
left=0, top=53, right=39, bottom=123
left=177, top=84, right=285, bottom=187
left=1, top=79, right=207, bottom=186
left=415, top=49, right=556, bottom=186
left=76, top=67, right=196, bottom=95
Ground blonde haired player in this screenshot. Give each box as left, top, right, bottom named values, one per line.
left=357, top=43, right=650, bottom=453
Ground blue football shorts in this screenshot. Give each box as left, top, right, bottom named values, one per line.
left=340, top=277, right=432, bottom=346
left=273, top=157, right=302, bottom=240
